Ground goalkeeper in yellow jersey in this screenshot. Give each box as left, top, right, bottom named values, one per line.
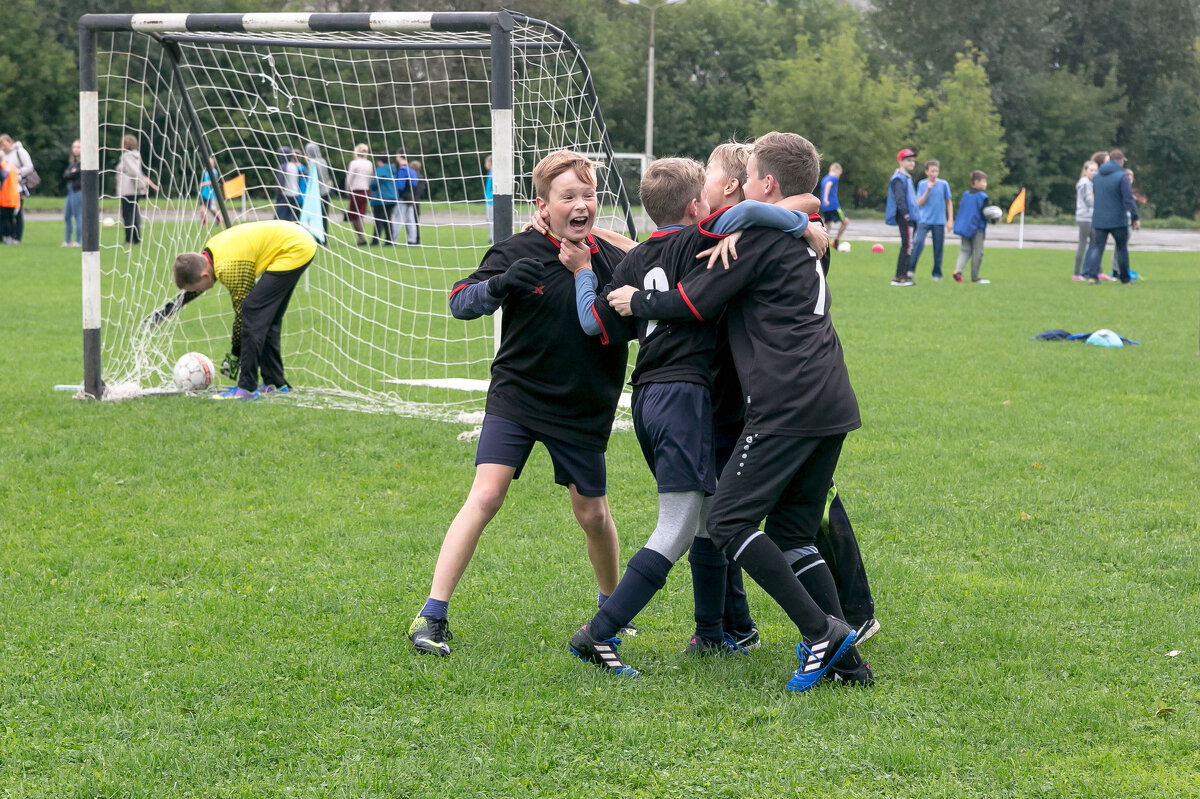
left=163, top=220, right=317, bottom=400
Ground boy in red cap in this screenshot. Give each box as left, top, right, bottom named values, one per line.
left=885, top=148, right=918, bottom=286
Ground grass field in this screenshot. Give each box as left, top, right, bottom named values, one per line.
left=2, top=220, right=1198, bottom=797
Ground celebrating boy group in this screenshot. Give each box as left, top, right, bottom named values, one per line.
left=408, top=132, right=881, bottom=693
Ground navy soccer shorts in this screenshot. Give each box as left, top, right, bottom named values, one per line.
left=475, top=414, right=608, bottom=497
left=632, top=382, right=717, bottom=495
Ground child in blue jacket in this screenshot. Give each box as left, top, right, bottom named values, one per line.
left=952, top=170, right=990, bottom=284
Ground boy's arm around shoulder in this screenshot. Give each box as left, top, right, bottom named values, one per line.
left=623, top=252, right=755, bottom=322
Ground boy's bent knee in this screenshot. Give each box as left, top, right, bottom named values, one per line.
left=572, top=496, right=612, bottom=534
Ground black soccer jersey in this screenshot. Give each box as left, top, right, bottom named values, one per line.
left=593, top=221, right=728, bottom=390
left=449, top=230, right=629, bottom=452
left=629, top=227, right=860, bottom=437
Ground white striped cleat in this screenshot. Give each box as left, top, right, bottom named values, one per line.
left=569, top=624, right=639, bottom=677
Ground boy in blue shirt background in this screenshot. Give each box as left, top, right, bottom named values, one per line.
left=951, top=170, right=990, bottom=284
left=910, top=159, right=953, bottom=282
left=819, top=162, right=848, bottom=251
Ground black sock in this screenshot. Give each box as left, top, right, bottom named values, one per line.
left=723, top=560, right=754, bottom=635
left=688, top=537, right=727, bottom=641
left=787, top=546, right=845, bottom=621
left=591, top=548, right=672, bottom=641
left=725, top=531, right=829, bottom=639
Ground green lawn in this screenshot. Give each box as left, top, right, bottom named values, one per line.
left=2, top=221, right=1198, bottom=797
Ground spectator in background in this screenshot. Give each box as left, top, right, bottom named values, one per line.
left=0, top=159, right=18, bottom=244
left=63, top=139, right=83, bottom=247
left=1110, top=168, right=1143, bottom=279
left=345, top=143, right=373, bottom=246
left=1072, top=160, right=1097, bottom=281
left=198, top=155, right=223, bottom=227
left=819, top=162, right=848, bottom=251
left=392, top=150, right=419, bottom=245
left=951, top=170, right=991, bottom=284
left=1082, top=149, right=1139, bottom=284
left=885, top=147, right=918, bottom=286
left=116, top=133, right=157, bottom=245
left=408, top=159, right=424, bottom=244
left=483, top=155, right=494, bottom=244
left=304, top=142, right=332, bottom=233
left=910, top=159, right=953, bottom=282
left=0, top=133, right=36, bottom=243
left=274, top=146, right=301, bottom=222
left=368, top=153, right=397, bottom=246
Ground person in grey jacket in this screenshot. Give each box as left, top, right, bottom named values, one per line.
left=116, top=134, right=158, bottom=245
left=1072, top=160, right=1097, bottom=281
left=1081, top=149, right=1139, bottom=284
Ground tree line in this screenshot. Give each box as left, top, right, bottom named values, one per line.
left=5, top=0, right=1197, bottom=219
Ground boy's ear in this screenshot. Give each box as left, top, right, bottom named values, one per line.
left=534, top=196, right=547, bottom=212
left=723, top=178, right=740, bottom=199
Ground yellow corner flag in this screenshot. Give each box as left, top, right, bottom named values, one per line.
left=223, top=173, right=246, bottom=200
left=1006, top=188, right=1026, bottom=223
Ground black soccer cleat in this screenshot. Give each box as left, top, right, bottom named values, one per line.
left=569, top=624, right=639, bottom=677
left=408, top=614, right=453, bottom=656
left=787, top=617, right=856, bottom=692
left=824, top=643, right=874, bottom=687
left=854, top=618, right=881, bottom=647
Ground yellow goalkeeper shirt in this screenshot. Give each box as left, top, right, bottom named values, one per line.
left=203, top=220, right=317, bottom=353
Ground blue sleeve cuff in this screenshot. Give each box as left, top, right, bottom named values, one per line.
left=449, top=280, right=503, bottom=319
left=574, top=270, right=601, bottom=335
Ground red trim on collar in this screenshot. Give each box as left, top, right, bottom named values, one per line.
left=648, top=228, right=684, bottom=239
left=698, top=207, right=733, bottom=239
left=543, top=231, right=600, bottom=254
left=808, top=212, right=822, bottom=222
left=202, top=248, right=213, bottom=267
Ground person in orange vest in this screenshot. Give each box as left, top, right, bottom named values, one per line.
left=0, top=158, right=20, bottom=244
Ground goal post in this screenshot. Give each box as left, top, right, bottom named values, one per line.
left=77, top=11, right=636, bottom=418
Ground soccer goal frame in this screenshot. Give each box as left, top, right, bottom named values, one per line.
left=76, top=11, right=637, bottom=407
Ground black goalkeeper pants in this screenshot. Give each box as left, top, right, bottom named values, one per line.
left=237, top=263, right=309, bottom=392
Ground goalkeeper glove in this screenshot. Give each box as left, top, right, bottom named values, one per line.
left=220, top=353, right=239, bottom=380
left=487, top=258, right=543, bottom=298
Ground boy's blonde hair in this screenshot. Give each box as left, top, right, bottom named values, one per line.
left=708, top=141, right=751, bottom=202
left=751, top=131, right=821, bottom=196
left=639, top=157, right=705, bottom=226
left=122, top=134, right=138, bottom=151
left=173, top=253, right=208, bottom=289
left=354, top=143, right=369, bottom=156
left=532, top=150, right=597, bottom=199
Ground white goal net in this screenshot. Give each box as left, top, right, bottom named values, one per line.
left=84, top=12, right=634, bottom=419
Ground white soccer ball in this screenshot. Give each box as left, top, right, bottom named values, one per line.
left=983, top=205, right=1003, bottom=222
left=837, top=241, right=851, bottom=253
left=173, top=352, right=215, bottom=391
left=102, top=216, right=116, bottom=228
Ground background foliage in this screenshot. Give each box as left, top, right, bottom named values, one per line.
left=4, top=0, right=1198, bottom=217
